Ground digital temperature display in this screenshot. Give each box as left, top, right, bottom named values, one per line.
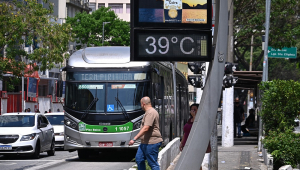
left=132, top=29, right=212, bottom=61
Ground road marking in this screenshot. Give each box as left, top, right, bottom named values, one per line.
left=24, top=156, right=78, bottom=170
left=0, top=160, right=59, bottom=162
left=0, top=163, right=17, bottom=165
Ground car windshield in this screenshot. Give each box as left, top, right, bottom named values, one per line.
left=45, top=115, right=64, bottom=125
left=0, top=115, right=35, bottom=127
left=65, top=82, right=150, bottom=113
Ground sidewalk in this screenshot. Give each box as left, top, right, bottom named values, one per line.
left=166, top=124, right=268, bottom=170
left=166, top=144, right=267, bottom=170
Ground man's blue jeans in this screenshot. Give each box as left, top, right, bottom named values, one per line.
left=135, top=142, right=162, bottom=170
left=237, top=122, right=241, bottom=137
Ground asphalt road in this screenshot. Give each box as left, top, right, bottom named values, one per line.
left=0, top=148, right=137, bottom=170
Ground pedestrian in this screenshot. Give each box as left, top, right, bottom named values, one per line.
left=24, top=109, right=27, bottom=112
left=27, top=108, right=31, bottom=113
left=45, top=111, right=48, bottom=114
left=49, top=109, right=51, bottom=113
left=128, top=96, right=163, bottom=170
left=179, top=103, right=211, bottom=170
left=57, top=108, right=60, bottom=112
left=234, top=97, right=244, bottom=138
left=241, top=108, right=255, bottom=136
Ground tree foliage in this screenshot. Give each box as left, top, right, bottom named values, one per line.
left=263, top=129, right=300, bottom=169
left=66, top=7, right=130, bottom=48
left=234, top=0, right=300, bottom=79
left=260, top=80, right=300, bottom=168
left=0, top=0, right=73, bottom=89
left=259, top=80, right=300, bottom=134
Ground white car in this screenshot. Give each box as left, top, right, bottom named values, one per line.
left=45, top=112, right=64, bottom=148
left=0, top=112, right=55, bottom=158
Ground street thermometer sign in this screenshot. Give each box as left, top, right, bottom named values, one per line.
left=130, top=0, right=212, bottom=61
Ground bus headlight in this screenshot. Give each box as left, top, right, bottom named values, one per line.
left=64, top=117, right=78, bottom=130
left=133, top=120, right=142, bottom=130
left=132, top=115, right=144, bottom=130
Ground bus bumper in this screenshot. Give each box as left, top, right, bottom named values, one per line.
left=64, top=126, right=140, bottom=150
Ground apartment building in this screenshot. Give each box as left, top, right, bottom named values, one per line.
left=89, top=0, right=130, bottom=21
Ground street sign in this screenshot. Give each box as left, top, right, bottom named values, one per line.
left=268, top=47, right=297, bottom=59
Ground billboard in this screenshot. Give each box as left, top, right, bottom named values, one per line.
left=27, top=77, right=38, bottom=98
left=132, top=0, right=212, bottom=29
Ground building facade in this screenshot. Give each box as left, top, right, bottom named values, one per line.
left=89, top=0, right=130, bottom=21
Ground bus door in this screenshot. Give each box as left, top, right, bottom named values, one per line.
left=153, top=76, right=165, bottom=142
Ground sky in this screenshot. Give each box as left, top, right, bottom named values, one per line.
left=182, top=0, right=207, bottom=7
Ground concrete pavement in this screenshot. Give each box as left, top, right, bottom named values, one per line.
left=166, top=144, right=267, bottom=170
left=166, top=124, right=268, bottom=170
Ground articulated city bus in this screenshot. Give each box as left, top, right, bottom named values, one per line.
left=62, top=47, right=189, bottom=159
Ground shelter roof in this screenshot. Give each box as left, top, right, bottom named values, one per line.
left=233, top=71, right=263, bottom=89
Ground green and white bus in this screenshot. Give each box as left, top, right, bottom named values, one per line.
left=62, top=47, right=189, bottom=159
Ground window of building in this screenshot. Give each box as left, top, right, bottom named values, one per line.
left=126, top=4, right=130, bottom=13
left=108, top=4, right=123, bottom=14
left=89, top=2, right=96, bottom=13
left=188, top=92, right=196, bottom=103
left=98, top=3, right=105, bottom=9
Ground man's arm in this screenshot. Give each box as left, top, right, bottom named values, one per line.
left=128, top=125, right=150, bottom=145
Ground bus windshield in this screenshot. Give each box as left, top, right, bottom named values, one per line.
left=65, top=82, right=149, bottom=113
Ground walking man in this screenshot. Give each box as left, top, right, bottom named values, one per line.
left=128, top=96, right=163, bottom=170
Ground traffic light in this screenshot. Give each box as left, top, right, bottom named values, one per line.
left=223, top=62, right=238, bottom=89
left=188, top=62, right=205, bottom=74
left=188, top=62, right=205, bottom=88
left=188, top=75, right=203, bottom=88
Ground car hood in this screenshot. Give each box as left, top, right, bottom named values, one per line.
left=0, top=127, right=37, bottom=135
left=52, top=125, right=64, bottom=134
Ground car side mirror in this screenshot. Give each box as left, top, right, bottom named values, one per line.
left=39, top=123, right=47, bottom=128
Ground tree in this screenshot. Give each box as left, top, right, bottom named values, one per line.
left=66, top=7, right=130, bottom=48
left=260, top=80, right=300, bottom=169
left=233, top=0, right=300, bottom=79
left=0, top=0, right=73, bottom=90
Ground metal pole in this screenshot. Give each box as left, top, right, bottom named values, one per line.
left=171, top=62, right=177, bottom=138
left=22, top=76, right=24, bottom=112
left=102, top=22, right=110, bottom=46
left=250, top=35, right=253, bottom=71
left=210, top=118, right=218, bottom=170
left=174, top=0, right=228, bottom=169
left=259, top=0, right=271, bottom=152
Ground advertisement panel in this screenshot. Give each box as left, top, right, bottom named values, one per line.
left=27, top=77, right=37, bottom=98
left=133, top=0, right=212, bottom=29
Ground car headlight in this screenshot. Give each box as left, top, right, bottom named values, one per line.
left=20, top=133, right=36, bottom=141
left=64, top=117, right=78, bottom=130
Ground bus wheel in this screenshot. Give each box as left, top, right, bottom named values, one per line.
left=78, top=149, right=89, bottom=159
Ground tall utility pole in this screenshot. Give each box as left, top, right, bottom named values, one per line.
left=222, top=0, right=234, bottom=147
left=174, top=0, right=228, bottom=169
left=102, top=22, right=110, bottom=46
left=247, top=35, right=254, bottom=118
left=259, top=0, right=271, bottom=152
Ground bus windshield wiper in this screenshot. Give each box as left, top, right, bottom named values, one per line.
left=115, top=97, right=130, bottom=121
left=81, top=88, right=99, bottom=119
